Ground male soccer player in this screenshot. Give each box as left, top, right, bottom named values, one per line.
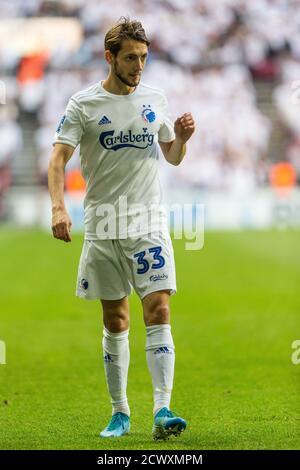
left=48, top=17, right=195, bottom=440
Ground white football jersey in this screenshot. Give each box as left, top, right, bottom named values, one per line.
left=53, top=81, right=175, bottom=239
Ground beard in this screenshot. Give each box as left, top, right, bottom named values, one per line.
left=113, top=60, right=140, bottom=88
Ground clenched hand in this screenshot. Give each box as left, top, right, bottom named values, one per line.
left=51, top=208, right=72, bottom=242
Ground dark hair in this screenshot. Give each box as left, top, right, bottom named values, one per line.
left=104, top=17, right=150, bottom=56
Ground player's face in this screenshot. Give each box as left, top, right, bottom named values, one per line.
left=112, top=39, right=148, bottom=88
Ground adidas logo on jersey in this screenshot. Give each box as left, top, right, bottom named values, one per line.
left=98, top=115, right=112, bottom=125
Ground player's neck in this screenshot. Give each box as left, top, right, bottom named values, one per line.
left=102, top=75, right=136, bottom=96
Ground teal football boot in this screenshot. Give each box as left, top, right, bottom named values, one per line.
left=100, top=412, right=130, bottom=438
left=152, top=407, right=187, bottom=440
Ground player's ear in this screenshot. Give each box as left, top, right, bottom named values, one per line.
left=104, top=50, right=113, bottom=65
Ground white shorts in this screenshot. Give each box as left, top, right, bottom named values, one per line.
left=76, top=231, right=177, bottom=300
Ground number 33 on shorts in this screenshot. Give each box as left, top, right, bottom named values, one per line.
left=134, top=246, right=165, bottom=274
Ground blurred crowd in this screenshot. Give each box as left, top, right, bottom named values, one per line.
left=1, top=0, right=300, bottom=203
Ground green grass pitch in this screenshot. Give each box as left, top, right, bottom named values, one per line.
left=0, top=228, right=299, bottom=450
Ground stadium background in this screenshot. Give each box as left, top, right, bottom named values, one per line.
left=0, top=0, right=299, bottom=450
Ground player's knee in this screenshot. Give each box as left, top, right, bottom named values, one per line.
left=145, top=303, right=170, bottom=326
left=101, top=298, right=129, bottom=332
left=104, top=316, right=129, bottom=332
left=103, top=309, right=129, bottom=332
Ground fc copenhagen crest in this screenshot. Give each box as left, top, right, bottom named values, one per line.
left=141, top=104, right=156, bottom=123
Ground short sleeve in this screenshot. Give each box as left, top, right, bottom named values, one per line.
left=53, top=98, right=84, bottom=148
left=158, top=95, right=175, bottom=143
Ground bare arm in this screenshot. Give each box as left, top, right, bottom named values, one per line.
left=48, top=143, right=75, bottom=242
left=159, top=140, right=186, bottom=166
left=159, top=112, right=195, bottom=166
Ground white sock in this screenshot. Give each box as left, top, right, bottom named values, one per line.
left=102, top=327, right=130, bottom=417
left=146, top=324, right=175, bottom=416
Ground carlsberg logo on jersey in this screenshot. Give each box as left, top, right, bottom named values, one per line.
left=99, top=128, right=154, bottom=151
